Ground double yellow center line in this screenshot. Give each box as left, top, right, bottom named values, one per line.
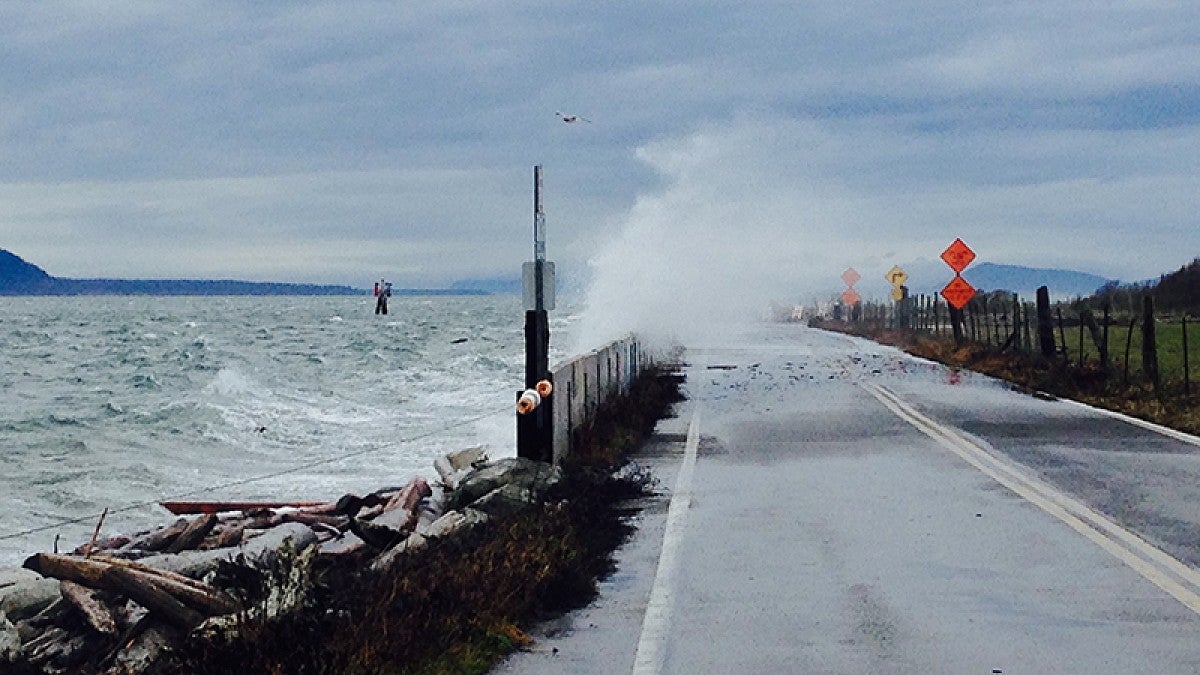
left=866, top=383, right=1200, bottom=615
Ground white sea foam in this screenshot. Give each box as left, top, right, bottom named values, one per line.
left=205, top=367, right=266, bottom=398
left=0, top=294, right=537, bottom=565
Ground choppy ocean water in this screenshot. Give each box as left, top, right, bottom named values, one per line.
left=0, top=294, right=579, bottom=565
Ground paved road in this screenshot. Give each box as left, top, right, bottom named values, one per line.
left=501, top=324, right=1200, bottom=674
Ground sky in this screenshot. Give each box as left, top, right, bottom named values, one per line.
left=2, top=2, right=1199, bottom=340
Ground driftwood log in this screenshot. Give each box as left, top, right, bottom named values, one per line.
left=165, top=513, right=218, bottom=554
left=58, top=581, right=116, bottom=636
left=124, top=518, right=189, bottom=553
left=0, top=445, right=596, bottom=674
left=101, top=567, right=205, bottom=631
left=24, top=554, right=240, bottom=618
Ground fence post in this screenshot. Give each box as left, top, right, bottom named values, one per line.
left=1011, top=294, right=1021, bottom=350
left=1184, top=316, right=1190, bottom=397
left=1101, top=302, right=1111, bottom=372
left=1078, top=316, right=1085, bottom=369
left=1036, top=286, right=1056, bottom=358
left=950, top=306, right=965, bottom=345
left=1142, top=296, right=1160, bottom=395
left=1123, top=316, right=1136, bottom=386
left=1057, top=307, right=1069, bottom=365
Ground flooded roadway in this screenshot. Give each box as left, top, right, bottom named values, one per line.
left=501, top=324, right=1200, bottom=674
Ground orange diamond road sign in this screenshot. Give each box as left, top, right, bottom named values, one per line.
left=885, top=265, right=908, bottom=287
left=841, top=288, right=861, bottom=306
left=841, top=267, right=861, bottom=287
left=940, top=238, right=975, bottom=273
left=941, top=275, right=976, bottom=310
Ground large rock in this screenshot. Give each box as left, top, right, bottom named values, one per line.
left=368, top=532, right=429, bottom=574
left=0, top=568, right=42, bottom=589
left=448, top=458, right=562, bottom=511
left=435, top=446, right=489, bottom=490
left=421, top=508, right=489, bottom=539
left=469, top=483, right=537, bottom=520
left=0, top=578, right=58, bottom=621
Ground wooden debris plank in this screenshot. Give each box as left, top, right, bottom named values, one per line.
left=159, top=500, right=328, bottom=515
left=59, top=580, right=117, bottom=635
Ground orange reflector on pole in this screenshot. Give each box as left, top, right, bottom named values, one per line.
left=517, top=389, right=541, bottom=415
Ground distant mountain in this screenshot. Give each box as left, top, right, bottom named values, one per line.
left=0, top=249, right=480, bottom=296
left=0, top=249, right=53, bottom=292
left=896, top=259, right=1115, bottom=300
left=963, top=263, right=1114, bottom=298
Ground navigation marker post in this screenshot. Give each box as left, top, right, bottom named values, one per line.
left=517, top=165, right=555, bottom=462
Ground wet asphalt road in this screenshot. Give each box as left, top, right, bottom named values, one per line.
left=500, top=324, right=1200, bottom=674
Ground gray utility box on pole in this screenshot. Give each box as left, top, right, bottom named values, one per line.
left=522, top=261, right=555, bottom=311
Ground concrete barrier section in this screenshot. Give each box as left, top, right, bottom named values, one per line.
left=549, top=337, right=650, bottom=464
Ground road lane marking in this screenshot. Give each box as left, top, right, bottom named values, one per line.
left=870, top=384, right=1200, bottom=591
left=1057, top=396, right=1200, bottom=448
left=632, top=408, right=701, bottom=675
left=865, top=383, right=1200, bottom=615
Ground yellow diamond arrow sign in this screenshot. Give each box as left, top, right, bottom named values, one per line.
left=885, top=265, right=908, bottom=287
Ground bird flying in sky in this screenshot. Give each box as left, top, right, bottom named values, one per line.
left=555, top=111, right=591, bottom=124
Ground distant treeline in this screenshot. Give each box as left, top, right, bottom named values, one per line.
left=1089, top=257, right=1200, bottom=315
left=6, top=278, right=363, bottom=296
left=1, top=277, right=491, bottom=296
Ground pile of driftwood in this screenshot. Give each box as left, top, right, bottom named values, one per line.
left=0, top=448, right=562, bottom=674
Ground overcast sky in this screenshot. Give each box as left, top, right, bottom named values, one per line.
left=3, top=2, right=1198, bottom=306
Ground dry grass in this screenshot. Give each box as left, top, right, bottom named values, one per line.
left=816, top=320, right=1200, bottom=437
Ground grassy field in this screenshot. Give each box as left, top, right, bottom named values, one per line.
left=815, top=318, right=1200, bottom=437
left=1065, top=319, right=1196, bottom=386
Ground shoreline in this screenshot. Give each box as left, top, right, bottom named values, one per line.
left=1, top=365, right=685, bottom=674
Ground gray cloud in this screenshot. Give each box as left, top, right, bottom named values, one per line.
left=0, top=2, right=1197, bottom=290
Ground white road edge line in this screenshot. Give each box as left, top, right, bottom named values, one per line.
left=1056, top=396, right=1200, bottom=448
left=632, top=408, right=701, bottom=675
left=871, top=384, right=1200, bottom=592
left=865, top=383, right=1200, bottom=615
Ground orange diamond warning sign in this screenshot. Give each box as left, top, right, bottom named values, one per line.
left=841, top=288, right=861, bottom=306
left=941, top=275, right=976, bottom=310
left=940, top=238, right=976, bottom=273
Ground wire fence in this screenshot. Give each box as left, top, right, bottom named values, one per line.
left=829, top=287, right=1195, bottom=399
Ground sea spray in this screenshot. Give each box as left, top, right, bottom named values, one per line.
left=572, top=120, right=829, bottom=352
left=569, top=116, right=1003, bottom=349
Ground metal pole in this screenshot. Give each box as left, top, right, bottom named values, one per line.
left=519, top=165, right=553, bottom=462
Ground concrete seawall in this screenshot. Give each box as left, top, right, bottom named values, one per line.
left=551, top=337, right=648, bottom=464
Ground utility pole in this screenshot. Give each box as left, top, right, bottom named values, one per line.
left=517, top=165, right=555, bottom=462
